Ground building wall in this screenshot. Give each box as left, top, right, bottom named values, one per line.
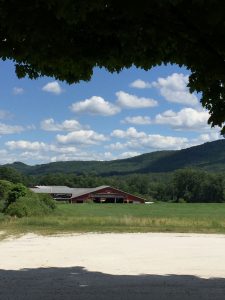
left=71, top=187, right=145, bottom=203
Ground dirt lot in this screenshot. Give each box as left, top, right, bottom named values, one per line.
left=0, top=233, right=225, bottom=300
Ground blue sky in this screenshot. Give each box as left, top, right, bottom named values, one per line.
left=0, top=60, right=221, bottom=165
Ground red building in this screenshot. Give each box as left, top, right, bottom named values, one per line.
left=70, top=186, right=145, bottom=203
left=31, top=185, right=145, bottom=204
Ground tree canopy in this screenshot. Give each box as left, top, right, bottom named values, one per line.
left=1, top=1, right=225, bottom=131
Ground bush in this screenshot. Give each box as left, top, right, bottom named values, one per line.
left=0, top=180, right=13, bottom=202
left=38, top=193, right=57, bottom=210
left=6, top=183, right=28, bottom=207
left=178, top=198, right=186, bottom=203
left=0, top=200, right=4, bottom=212
left=5, top=194, right=56, bottom=218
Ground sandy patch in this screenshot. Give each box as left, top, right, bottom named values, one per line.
left=0, top=233, right=225, bottom=299
left=0, top=232, right=225, bottom=277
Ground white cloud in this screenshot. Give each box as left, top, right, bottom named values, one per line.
left=13, top=87, right=24, bottom=95
left=49, top=151, right=114, bottom=162
left=106, top=142, right=126, bottom=151
left=41, top=118, right=84, bottom=131
left=6, top=140, right=47, bottom=151
left=5, top=140, right=80, bottom=154
left=56, top=130, right=108, bottom=145
left=111, top=127, right=146, bottom=139
left=139, top=135, right=188, bottom=150
left=118, top=151, right=141, bottom=159
left=70, top=96, right=120, bottom=116
left=0, top=149, right=18, bottom=164
left=0, top=123, right=24, bottom=134
left=195, top=132, right=221, bottom=144
left=19, top=151, right=51, bottom=162
left=110, top=125, right=222, bottom=153
left=50, top=146, right=77, bottom=153
left=111, top=127, right=189, bottom=150
left=154, top=108, right=210, bottom=130
left=151, top=73, right=198, bottom=106
left=4, top=130, right=222, bottom=165
left=42, top=81, right=63, bottom=95
left=121, top=116, right=151, bottom=125
left=130, top=79, right=151, bottom=89
left=116, top=91, right=158, bottom=108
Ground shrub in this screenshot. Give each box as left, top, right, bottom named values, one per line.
left=6, top=183, right=28, bottom=207
left=0, top=180, right=13, bottom=202
left=37, top=193, right=57, bottom=210
left=5, top=194, right=56, bottom=218
left=178, top=198, right=186, bottom=203
left=0, top=200, right=4, bottom=212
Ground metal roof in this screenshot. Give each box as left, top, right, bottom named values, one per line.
left=30, top=185, right=145, bottom=201
left=30, top=186, right=74, bottom=194
left=30, top=185, right=110, bottom=198
left=70, top=186, right=109, bottom=198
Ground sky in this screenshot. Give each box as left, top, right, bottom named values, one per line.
left=0, top=60, right=222, bottom=165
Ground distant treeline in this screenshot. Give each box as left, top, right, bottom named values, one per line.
left=0, top=166, right=225, bottom=203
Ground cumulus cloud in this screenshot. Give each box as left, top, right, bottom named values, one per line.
left=41, top=118, right=84, bottom=131
left=0, top=123, right=24, bottom=134
left=13, top=87, right=24, bottom=95
left=151, top=73, right=198, bottom=106
left=118, top=151, right=141, bottom=159
left=111, top=127, right=146, bottom=139
left=6, top=140, right=47, bottom=151
left=121, top=116, right=151, bottom=125
left=130, top=79, right=151, bottom=89
left=111, top=127, right=189, bottom=150
left=19, top=151, right=51, bottom=162
left=70, top=96, right=120, bottom=116
left=1, top=146, right=115, bottom=164
left=42, top=81, right=63, bottom=95
left=140, top=135, right=188, bottom=150
left=0, top=149, right=19, bottom=164
left=49, top=151, right=114, bottom=162
left=19, top=150, right=91, bottom=163
left=5, top=140, right=80, bottom=154
left=195, top=132, right=221, bottom=144
left=106, top=142, right=126, bottom=151
left=154, top=108, right=210, bottom=130
left=116, top=91, right=158, bottom=108
left=56, top=130, right=108, bottom=145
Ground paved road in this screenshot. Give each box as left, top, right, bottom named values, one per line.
left=1, top=267, right=225, bottom=300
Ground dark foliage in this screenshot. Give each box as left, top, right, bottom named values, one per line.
left=1, top=1, right=225, bottom=130
left=5, top=183, right=27, bottom=207
left=172, top=169, right=225, bottom=203
left=0, top=166, right=27, bottom=183
left=38, top=193, right=57, bottom=210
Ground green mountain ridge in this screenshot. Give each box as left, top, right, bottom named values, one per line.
left=3, top=139, right=225, bottom=176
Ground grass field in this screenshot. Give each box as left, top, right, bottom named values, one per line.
left=1, top=203, right=225, bottom=237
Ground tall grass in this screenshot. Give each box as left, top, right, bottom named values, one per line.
left=0, top=203, right=225, bottom=237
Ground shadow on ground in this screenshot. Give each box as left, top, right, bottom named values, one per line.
left=0, top=266, right=225, bottom=300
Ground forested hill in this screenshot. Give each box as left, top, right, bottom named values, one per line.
left=3, top=139, right=225, bottom=176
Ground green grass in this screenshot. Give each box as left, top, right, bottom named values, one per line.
left=1, top=203, right=225, bottom=237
